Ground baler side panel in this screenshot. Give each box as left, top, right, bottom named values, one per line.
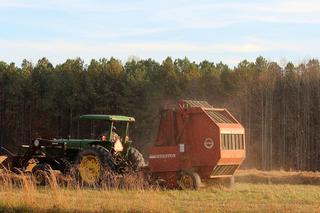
left=187, top=113, right=221, bottom=168
left=148, top=146, right=180, bottom=172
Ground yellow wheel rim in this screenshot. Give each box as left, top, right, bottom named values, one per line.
left=180, top=174, right=194, bottom=189
left=79, top=155, right=101, bottom=184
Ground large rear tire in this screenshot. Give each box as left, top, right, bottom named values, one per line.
left=127, top=147, right=145, bottom=171
left=76, top=145, right=114, bottom=186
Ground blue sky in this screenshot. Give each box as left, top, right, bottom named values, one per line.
left=1, top=0, right=320, bottom=66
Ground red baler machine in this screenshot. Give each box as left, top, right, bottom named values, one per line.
left=148, top=100, right=246, bottom=189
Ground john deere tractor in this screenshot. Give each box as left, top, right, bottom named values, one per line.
left=0, top=114, right=145, bottom=186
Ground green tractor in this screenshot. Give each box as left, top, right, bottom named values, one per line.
left=0, top=114, right=145, bottom=186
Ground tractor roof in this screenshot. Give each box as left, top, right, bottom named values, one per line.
left=79, top=114, right=135, bottom=122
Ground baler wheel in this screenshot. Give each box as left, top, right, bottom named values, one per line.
left=76, top=146, right=114, bottom=186
left=178, top=171, right=201, bottom=190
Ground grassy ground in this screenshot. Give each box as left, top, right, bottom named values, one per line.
left=1, top=183, right=320, bottom=212
left=1, top=170, right=320, bottom=212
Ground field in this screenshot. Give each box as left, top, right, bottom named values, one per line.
left=1, top=170, right=320, bottom=212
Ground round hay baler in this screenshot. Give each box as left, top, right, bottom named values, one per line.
left=148, top=100, right=246, bottom=189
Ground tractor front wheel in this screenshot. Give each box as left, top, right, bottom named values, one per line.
left=32, top=164, right=52, bottom=186
left=178, top=170, right=201, bottom=190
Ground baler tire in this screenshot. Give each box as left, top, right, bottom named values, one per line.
left=127, top=147, right=146, bottom=171
left=76, top=145, right=115, bottom=186
left=178, top=171, right=201, bottom=190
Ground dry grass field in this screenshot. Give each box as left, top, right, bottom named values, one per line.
left=0, top=170, right=320, bottom=212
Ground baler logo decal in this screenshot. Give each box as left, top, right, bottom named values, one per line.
left=149, top=154, right=176, bottom=159
left=204, top=138, right=214, bottom=149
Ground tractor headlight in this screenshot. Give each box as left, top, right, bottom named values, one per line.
left=34, top=139, right=40, bottom=147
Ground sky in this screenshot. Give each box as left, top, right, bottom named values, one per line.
left=1, top=0, right=320, bottom=67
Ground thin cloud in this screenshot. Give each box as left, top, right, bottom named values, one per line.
left=1, top=0, right=319, bottom=66
left=151, top=0, right=320, bottom=29
left=3, top=0, right=319, bottom=36
left=263, top=0, right=320, bottom=13
left=80, top=27, right=171, bottom=39
left=0, top=38, right=311, bottom=56
left=0, top=0, right=142, bottom=12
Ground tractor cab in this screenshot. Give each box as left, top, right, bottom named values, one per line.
left=43, top=114, right=136, bottom=162
left=76, top=114, right=136, bottom=153
left=79, top=114, right=135, bottom=143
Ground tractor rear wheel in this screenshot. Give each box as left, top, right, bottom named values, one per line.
left=76, top=146, right=114, bottom=186
left=127, top=147, right=145, bottom=171
left=178, top=170, right=201, bottom=190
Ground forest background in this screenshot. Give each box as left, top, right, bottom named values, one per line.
left=1, top=56, right=319, bottom=171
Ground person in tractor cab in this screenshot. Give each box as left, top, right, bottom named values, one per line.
left=101, top=126, right=119, bottom=142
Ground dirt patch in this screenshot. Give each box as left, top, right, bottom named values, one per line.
left=235, top=169, right=320, bottom=185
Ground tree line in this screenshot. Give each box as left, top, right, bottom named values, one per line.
left=0, top=56, right=319, bottom=171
